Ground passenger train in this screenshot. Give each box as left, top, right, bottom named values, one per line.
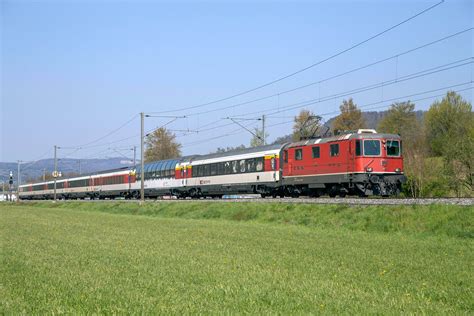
left=19, top=129, right=406, bottom=200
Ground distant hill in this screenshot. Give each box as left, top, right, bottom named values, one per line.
left=0, top=157, right=135, bottom=186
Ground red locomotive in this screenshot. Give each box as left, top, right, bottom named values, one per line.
left=281, top=129, right=405, bottom=197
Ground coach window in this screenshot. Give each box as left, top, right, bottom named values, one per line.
left=295, top=148, right=303, bottom=161
left=224, top=161, right=232, bottom=174
left=330, top=144, right=339, bottom=157
left=193, top=166, right=199, bottom=177
left=161, top=162, right=169, bottom=178
left=210, top=163, right=217, bottom=176
left=246, top=159, right=256, bottom=173
left=312, top=146, right=320, bottom=158
left=363, top=140, right=381, bottom=156
left=232, top=161, right=238, bottom=174
left=202, top=164, right=210, bottom=177
left=217, top=162, right=224, bottom=175
left=239, top=160, right=246, bottom=173
left=151, top=164, right=157, bottom=178
left=256, top=158, right=264, bottom=172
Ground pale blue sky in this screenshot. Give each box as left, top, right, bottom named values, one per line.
left=1, top=0, right=473, bottom=163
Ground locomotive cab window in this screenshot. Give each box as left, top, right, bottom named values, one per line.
left=283, top=150, right=288, bottom=163
left=295, top=148, right=303, bottom=161
left=363, top=140, right=381, bottom=156
left=312, top=146, right=320, bottom=158
left=355, top=140, right=361, bottom=156
left=330, top=144, right=339, bottom=157
left=387, top=140, right=401, bottom=156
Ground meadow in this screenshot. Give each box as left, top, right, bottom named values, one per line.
left=1, top=202, right=472, bottom=314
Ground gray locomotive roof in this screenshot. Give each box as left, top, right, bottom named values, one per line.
left=288, top=132, right=401, bottom=148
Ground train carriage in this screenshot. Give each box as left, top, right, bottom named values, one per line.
left=133, top=158, right=182, bottom=198
left=174, top=144, right=283, bottom=198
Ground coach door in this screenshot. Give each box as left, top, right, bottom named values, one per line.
left=347, top=140, right=355, bottom=175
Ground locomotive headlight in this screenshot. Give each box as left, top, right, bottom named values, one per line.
left=366, top=167, right=373, bottom=172
left=395, top=168, right=401, bottom=173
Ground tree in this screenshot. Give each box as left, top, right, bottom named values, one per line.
left=332, top=98, right=365, bottom=133
left=292, top=109, right=322, bottom=141
left=378, top=101, right=427, bottom=197
left=144, top=127, right=182, bottom=162
left=425, top=91, right=473, bottom=196
left=378, top=101, right=417, bottom=137
left=250, top=128, right=269, bottom=147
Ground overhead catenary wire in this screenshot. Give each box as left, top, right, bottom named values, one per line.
left=181, top=121, right=257, bottom=148
left=155, top=61, right=474, bottom=149
left=18, top=149, right=52, bottom=173
left=149, top=0, right=445, bottom=115
left=176, top=28, right=473, bottom=118
left=43, top=25, right=469, bottom=156
left=175, top=60, right=472, bottom=137
left=165, top=59, right=473, bottom=141
left=60, top=114, right=138, bottom=150
left=264, top=85, right=474, bottom=130
left=234, top=58, right=473, bottom=118
left=67, top=116, right=184, bottom=151
left=179, top=83, right=473, bottom=148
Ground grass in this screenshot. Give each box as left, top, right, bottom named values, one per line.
left=17, top=201, right=474, bottom=238
left=1, top=202, right=473, bottom=313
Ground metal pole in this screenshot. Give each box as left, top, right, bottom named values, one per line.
left=17, top=161, right=21, bottom=202
left=54, top=145, right=57, bottom=202
left=43, top=168, right=46, bottom=181
left=262, top=114, right=266, bottom=145
left=133, top=146, right=136, bottom=168
left=140, top=112, right=145, bottom=204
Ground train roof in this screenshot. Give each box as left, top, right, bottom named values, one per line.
left=19, top=166, right=132, bottom=187
left=187, top=143, right=285, bottom=162
left=136, top=158, right=181, bottom=173
left=288, top=130, right=401, bottom=148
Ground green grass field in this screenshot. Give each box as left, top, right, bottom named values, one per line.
left=1, top=202, right=473, bottom=314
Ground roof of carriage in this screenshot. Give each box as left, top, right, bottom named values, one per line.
left=186, top=143, right=285, bottom=162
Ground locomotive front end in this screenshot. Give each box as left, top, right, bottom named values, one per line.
left=353, top=133, right=406, bottom=196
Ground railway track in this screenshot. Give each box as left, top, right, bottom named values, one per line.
left=15, top=197, right=474, bottom=206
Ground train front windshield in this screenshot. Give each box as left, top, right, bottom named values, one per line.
left=386, top=140, right=401, bottom=156
left=363, top=140, right=381, bottom=156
